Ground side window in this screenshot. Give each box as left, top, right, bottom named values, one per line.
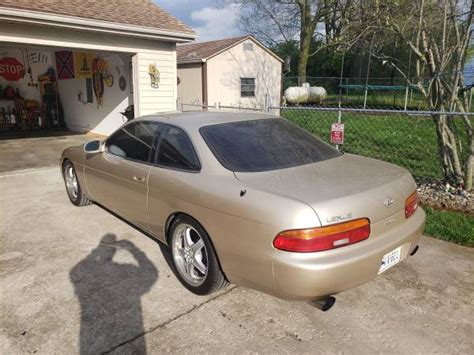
left=107, top=121, right=160, bottom=163
left=240, top=77, right=255, bottom=97
left=156, top=125, right=200, bottom=171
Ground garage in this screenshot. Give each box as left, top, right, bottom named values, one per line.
left=0, top=0, right=195, bottom=170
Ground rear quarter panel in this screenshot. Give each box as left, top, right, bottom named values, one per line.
left=147, top=167, right=320, bottom=294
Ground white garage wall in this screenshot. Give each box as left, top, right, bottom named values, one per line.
left=57, top=53, right=132, bottom=135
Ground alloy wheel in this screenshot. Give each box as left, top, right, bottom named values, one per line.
left=65, top=165, right=79, bottom=199
left=171, top=223, right=208, bottom=286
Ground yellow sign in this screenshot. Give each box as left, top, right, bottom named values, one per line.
left=74, top=52, right=95, bottom=79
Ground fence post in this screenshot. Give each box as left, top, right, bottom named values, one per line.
left=470, top=88, right=473, bottom=111
left=404, top=84, right=409, bottom=111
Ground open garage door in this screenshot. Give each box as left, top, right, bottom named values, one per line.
left=0, top=43, right=135, bottom=138
left=0, top=44, right=136, bottom=172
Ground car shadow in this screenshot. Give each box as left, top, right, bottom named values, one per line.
left=70, top=234, right=158, bottom=354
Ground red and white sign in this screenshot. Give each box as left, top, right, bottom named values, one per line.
left=330, top=123, right=345, bottom=144
left=0, top=57, right=25, bottom=81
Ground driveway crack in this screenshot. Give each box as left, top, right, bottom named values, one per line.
left=102, top=286, right=237, bottom=354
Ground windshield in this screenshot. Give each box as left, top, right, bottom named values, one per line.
left=200, top=118, right=341, bottom=172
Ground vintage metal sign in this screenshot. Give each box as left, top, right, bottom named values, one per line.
left=330, top=123, right=345, bottom=145
left=0, top=57, right=25, bottom=81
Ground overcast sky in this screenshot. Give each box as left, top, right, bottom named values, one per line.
left=155, top=0, right=242, bottom=42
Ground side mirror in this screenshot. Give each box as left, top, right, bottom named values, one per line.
left=83, top=140, right=104, bottom=154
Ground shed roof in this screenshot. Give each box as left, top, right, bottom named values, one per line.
left=177, top=35, right=283, bottom=64
left=0, top=0, right=195, bottom=36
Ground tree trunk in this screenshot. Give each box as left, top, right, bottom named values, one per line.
left=297, top=0, right=317, bottom=84
left=432, top=113, right=464, bottom=184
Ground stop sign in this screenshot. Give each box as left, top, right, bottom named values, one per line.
left=0, top=57, right=25, bottom=81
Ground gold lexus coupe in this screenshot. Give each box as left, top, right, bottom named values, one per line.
left=61, top=112, right=425, bottom=311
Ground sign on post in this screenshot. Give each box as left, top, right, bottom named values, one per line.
left=330, top=123, right=345, bottom=145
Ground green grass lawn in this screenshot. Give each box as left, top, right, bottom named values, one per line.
left=424, top=207, right=474, bottom=247
left=325, top=92, right=429, bottom=110
left=282, top=109, right=471, bottom=180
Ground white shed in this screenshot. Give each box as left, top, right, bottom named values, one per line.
left=177, top=36, right=283, bottom=111
left=0, top=0, right=195, bottom=136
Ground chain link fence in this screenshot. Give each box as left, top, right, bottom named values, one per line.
left=269, top=106, right=473, bottom=181
left=282, top=76, right=473, bottom=111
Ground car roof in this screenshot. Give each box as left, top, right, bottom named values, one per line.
left=135, top=111, right=276, bottom=130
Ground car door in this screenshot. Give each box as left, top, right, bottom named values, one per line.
left=84, top=121, right=161, bottom=228
left=146, top=124, right=202, bottom=240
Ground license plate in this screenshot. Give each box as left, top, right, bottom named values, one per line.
left=378, top=246, right=401, bottom=274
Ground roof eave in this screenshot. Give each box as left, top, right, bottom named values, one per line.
left=177, top=58, right=205, bottom=65
left=0, top=7, right=196, bottom=42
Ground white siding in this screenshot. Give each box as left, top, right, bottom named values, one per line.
left=206, top=39, right=282, bottom=110
left=133, top=46, right=177, bottom=116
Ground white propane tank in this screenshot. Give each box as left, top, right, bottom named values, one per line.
left=284, top=86, right=309, bottom=104
left=308, top=86, right=327, bottom=103
left=284, top=83, right=327, bottom=105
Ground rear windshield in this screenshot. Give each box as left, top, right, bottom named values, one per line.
left=200, top=118, right=341, bottom=172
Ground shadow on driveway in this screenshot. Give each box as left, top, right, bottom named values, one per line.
left=70, top=234, right=158, bottom=354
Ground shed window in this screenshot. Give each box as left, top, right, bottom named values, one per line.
left=243, top=42, right=254, bottom=51
left=240, top=78, right=255, bottom=97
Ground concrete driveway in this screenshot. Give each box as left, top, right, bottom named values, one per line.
left=1, top=167, right=473, bottom=354
left=0, top=132, right=98, bottom=172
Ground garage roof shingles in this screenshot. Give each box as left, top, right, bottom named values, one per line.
left=177, top=36, right=249, bottom=62
left=0, top=0, right=195, bottom=35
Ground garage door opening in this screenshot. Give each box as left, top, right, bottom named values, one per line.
left=0, top=44, right=135, bottom=138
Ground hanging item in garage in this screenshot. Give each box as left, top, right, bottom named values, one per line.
left=55, top=51, right=75, bottom=79
left=74, top=52, right=94, bottom=79
left=104, top=74, right=114, bottom=87
left=148, top=63, right=160, bottom=88
left=86, top=78, right=94, bottom=103
left=92, top=57, right=108, bottom=107
left=119, top=75, right=127, bottom=91
left=0, top=57, right=25, bottom=81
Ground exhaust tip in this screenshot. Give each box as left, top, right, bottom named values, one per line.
left=310, top=296, right=336, bottom=312
left=410, top=245, right=419, bottom=256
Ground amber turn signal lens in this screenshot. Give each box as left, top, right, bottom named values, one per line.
left=405, top=191, right=419, bottom=218
left=273, top=218, right=371, bottom=253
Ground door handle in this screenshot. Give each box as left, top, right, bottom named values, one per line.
left=133, top=175, right=145, bottom=182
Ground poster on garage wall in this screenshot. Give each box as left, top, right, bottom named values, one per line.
left=74, top=52, right=94, bottom=79
left=55, top=51, right=75, bottom=80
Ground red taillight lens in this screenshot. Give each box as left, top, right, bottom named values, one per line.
left=405, top=191, right=419, bottom=218
left=273, top=218, right=370, bottom=253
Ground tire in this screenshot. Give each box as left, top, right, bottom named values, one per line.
left=62, top=160, right=91, bottom=207
left=168, top=215, right=228, bottom=295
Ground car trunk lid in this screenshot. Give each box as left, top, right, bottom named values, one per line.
left=234, top=154, right=416, bottom=227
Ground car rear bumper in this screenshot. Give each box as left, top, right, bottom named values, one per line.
left=272, top=208, right=425, bottom=301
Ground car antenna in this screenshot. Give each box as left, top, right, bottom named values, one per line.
left=240, top=189, right=247, bottom=197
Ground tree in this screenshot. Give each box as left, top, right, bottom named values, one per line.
left=357, top=0, right=473, bottom=190
left=230, top=0, right=319, bottom=80
left=231, top=0, right=357, bottom=81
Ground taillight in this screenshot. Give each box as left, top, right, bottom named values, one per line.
left=405, top=191, right=419, bottom=218
left=273, top=218, right=370, bottom=253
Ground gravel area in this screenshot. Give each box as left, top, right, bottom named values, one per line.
left=415, top=177, right=473, bottom=214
